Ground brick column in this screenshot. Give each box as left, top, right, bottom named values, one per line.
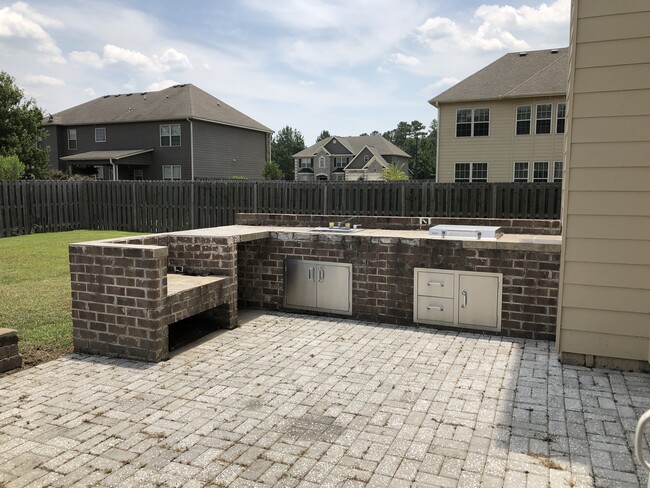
left=0, top=329, right=22, bottom=373
left=69, top=243, right=169, bottom=362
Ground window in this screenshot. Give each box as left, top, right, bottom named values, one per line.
left=516, top=106, right=531, bottom=135
left=513, top=162, right=529, bottom=182
left=335, top=157, right=348, bottom=168
left=363, top=155, right=369, bottom=163
left=160, top=124, right=181, bottom=146
left=299, top=158, right=312, bottom=168
left=556, top=103, right=566, bottom=134
left=319, top=156, right=325, bottom=168
left=67, top=129, right=77, bottom=150
left=455, top=162, right=487, bottom=182
left=95, top=127, right=106, bottom=143
left=133, top=169, right=144, bottom=181
left=456, top=108, right=489, bottom=137
left=162, top=165, right=181, bottom=180
left=536, top=104, right=552, bottom=134
left=533, top=162, right=549, bottom=182
left=553, top=161, right=563, bottom=182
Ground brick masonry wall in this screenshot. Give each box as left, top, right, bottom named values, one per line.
left=238, top=233, right=560, bottom=341
left=0, top=328, right=22, bottom=373
left=235, top=213, right=562, bottom=235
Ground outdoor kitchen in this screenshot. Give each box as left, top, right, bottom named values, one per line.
left=68, top=214, right=561, bottom=363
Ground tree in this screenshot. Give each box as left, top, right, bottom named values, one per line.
left=316, top=130, right=331, bottom=142
left=381, top=119, right=437, bottom=180
left=271, top=126, right=305, bottom=180
left=381, top=163, right=408, bottom=181
left=261, top=161, right=283, bottom=180
left=0, top=155, right=25, bottom=179
left=0, top=72, right=49, bottom=179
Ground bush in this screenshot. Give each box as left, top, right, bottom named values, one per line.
left=262, top=161, right=283, bottom=180
left=0, top=155, right=25, bottom=180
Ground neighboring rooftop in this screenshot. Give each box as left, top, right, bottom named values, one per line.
left=294, top=135, right=410, bottom=159
left=44, top=83, right=272, bottom=133
left=429, top=47, right=569, bottom=106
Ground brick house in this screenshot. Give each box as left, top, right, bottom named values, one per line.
left=293, top=135, right=410, bottom=181
left=43, top=84, right=273, bottom=180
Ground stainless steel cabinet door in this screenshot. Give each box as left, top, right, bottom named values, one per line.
left=316, top=264, right=352, bottom=314
left=457, top=273, right=500, bottom=329
left=285, top=260, right=317, bottom=309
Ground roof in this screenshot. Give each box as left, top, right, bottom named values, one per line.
left=346, top=146, right=390, bottom=170
left=45, top=84, right=272, bottom=133
left=293, top=135, right=410, bottom=159
left=60, top=149, right=154, bottom=161
left=429, top=48, right=568, bottom=106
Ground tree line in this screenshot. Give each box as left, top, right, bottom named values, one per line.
left=270, top=120, right=438, bottom=181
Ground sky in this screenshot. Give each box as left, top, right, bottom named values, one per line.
left=0, top=0, right=570, bottom=144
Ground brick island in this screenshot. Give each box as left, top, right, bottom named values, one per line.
left=69, top=215, right=561, bottom=362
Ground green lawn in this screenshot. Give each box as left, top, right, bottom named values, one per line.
left=0, top=230, right=140, bottom=367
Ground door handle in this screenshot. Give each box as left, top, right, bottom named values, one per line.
left=461, top=290, right=468, bottom=308
left=635, top=410, right=650, bottom=473
left=308, top=266, right=314, bottom=282
left=318, top=266, right=324, bottom=282
left=427, top=305, right=444, bottom=311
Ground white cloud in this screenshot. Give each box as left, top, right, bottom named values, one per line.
left=70, top=44, right=192, bottom=73
left=83, top=87, right=96, bottom=98
left=146, top=79, right=180, bottom=91
left=417, top=0, right=569, bottom=52
left=24, top=74, right=64, bottom=86
left=388, top=53, right=421, bottom=67
left=422, top=77, right=460, bottom=95
left=69, top=50, right=103, bottom=68
left=299, top=80, right=315, bottom=86
left=0, top=1, right=65, bottom=63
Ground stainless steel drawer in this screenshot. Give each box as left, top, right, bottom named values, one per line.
left=415, top=270, right=455, bottom=298
left=416, top=297, right=454, bottom=324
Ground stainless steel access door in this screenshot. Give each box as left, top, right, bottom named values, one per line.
left=284, top=260, right=317, bottom=309
left=315, top=264, right=351, bottom=313
left=457, top=273, right=500, bottom=329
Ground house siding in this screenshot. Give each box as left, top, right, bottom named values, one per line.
left=437, top=98, right=566, bottom=182
left=43, top=126, right=60, bottom=169
left=193, top=120, right=267, bottom=179
left=557, top=0, right=650, bottom=365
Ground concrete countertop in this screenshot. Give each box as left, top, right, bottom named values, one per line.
left=170, top=225, right=562, bottom=251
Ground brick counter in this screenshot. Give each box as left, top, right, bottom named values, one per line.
left=238, top=232, right=560, bottom=341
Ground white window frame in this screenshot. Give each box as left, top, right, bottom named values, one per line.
left=67, top=129, right=77, bottom=150
left=553, top=161, right=563, bottom=182
left=95, top=127, right=106, bottom=143
left=133, top=169, right=144, bottom=181
left=456, top=108, right=490, bottom=137
left=533, top=161, right=549, bottom=182
left=335, top=157, right=347, bottom=168
left=556, top=103, right=566, bottom=134
left=319, top=156, right=325, bottom=168
left=299, top=158, right=312, bottom=168
left=160, top=124, right=181, bottom=147
left=454, top=162, right=488, bottom=183
left=535, top=104, right=552, bottom=135
left=162, top=165, right=181, bottom=180
left=515, top=106, right=531, bottom=135
left=513, top=162, right=529, bottom=183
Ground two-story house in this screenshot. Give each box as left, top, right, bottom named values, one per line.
left=429, top=48, right=568, bottom=183
left=293, top=135, right=410, bottom=181
left=43, top=84, right=273, bottom=180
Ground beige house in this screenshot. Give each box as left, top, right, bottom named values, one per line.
left=429, top=49, right=568, bottom=183
left=293, top=135, right=410, bottom=181
left=557, top=0, right=650, bottom=370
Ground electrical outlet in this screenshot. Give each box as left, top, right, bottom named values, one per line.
left=420, top=218, right=431, bottom=225
left=173, top=265, right=184, bottom=273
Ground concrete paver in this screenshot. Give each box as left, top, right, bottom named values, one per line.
left=1, top=312, right=649, bottom=487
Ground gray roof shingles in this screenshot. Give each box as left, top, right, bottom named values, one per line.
left=45, top=84, right=272, bottom=133
left=429, top=48, right=568, bottom=106
left=294, top=135, right=410, bottom=159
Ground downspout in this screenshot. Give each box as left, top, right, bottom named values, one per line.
left=109, top=158, right=117, bottom=180
left=186, top=118, right=194, bottom=180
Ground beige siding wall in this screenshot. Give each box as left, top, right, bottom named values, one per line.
left=437, top=98, right=565, bottom=182
left=557, top=0, right=650, bottom=363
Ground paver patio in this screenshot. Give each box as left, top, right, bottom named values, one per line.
left=1, top=312, right=649, bottom=487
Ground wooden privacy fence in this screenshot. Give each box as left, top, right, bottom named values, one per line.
left=0, top=180, right=562, bottom=237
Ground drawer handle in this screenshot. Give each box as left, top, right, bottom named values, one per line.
left=461, top=290, right=468, bottom=308
left=427, top=281, right=445, bottom=287
left=427, top=305, right=444, bottom=311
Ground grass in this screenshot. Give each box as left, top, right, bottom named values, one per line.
left=0, top=230, right=140, bottom=367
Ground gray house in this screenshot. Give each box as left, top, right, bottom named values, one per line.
left=43, top=84, right=273, bottom=180
left=293, top=135, right=410, bottom=181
